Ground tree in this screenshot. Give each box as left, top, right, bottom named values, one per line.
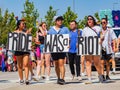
left=45, top=6, right=57, bottom=29
left=94, top=12, right=101, bottom=24
left=78, top=16, right=87, bottom=29
left=22, top=0, right=39, bottom=36
left=63, top=7, right=77, bottom=29
left=0, top=9, right=16, bottom=45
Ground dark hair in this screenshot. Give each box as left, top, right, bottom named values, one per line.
left=101, top=18, right=108, bottom=22
left=86, top=15, right=97, bottom=27
left=56, top=16, right=64, bottom=21
left=16, top=20, right=25, bottom=30
left=70, top=20, right=78, bottom=25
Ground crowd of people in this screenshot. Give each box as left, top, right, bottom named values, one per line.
left=0, top=15, right=119, bottom=85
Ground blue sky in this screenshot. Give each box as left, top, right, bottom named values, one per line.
left=0, top=0, right=120, bottom=21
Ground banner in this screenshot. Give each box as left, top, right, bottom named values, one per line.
left=78, top=36, right=101, bottom=55
left=8, top=32, right=32, bottom=52
left=44, top=34, right=69, bottom=53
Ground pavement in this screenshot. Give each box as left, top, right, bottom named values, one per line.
left=0, top=64, right=120, bottom=90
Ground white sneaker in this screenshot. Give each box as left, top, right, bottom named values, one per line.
left=77, top=76, right=82, bottom=81
left=46, top=76, right=50, bottom=81
left=81, top=73, right=85, bottom=77
left=85, top=80, right=92, bottom=84
left=32, top=76, right=40, bottom=81
left=72, top=75, right=75, bottom=80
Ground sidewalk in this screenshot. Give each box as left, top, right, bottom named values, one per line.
left=0, top=65, right=120, bottom=90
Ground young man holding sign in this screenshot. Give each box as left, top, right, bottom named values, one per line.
left=68, top=20, right=82, bottom=81
left=100, top=18, right=117, bottom=81
left=48, top=16, right=69, bottom=85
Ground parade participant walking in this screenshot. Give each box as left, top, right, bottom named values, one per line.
left=100, top=18, right=117, bottom=81
left=14, top=20, right=30, bottom=85
left=68, top=20, right=82, bottom=81
left=37, top=22, right=51, bottom=81
left=82, top=15, right=104, bottom=84
left=48, top=16, right=69, bottom=85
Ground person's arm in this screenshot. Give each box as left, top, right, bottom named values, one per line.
left=111, top=30, right=117, bottom=52
left=35, top=31, right=40, bottom=45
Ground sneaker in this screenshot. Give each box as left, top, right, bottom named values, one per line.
left=102, top=75, right=106, bottom=81
left=25, top=80, right=29, bottom=85
left=72, top=75, right=75, bottom=80
left=106, top=75, right=111, bottom=81
left=57, top=78, right=61, bottom=84
left=20, top=80, right=24, bottom=85
left=98, top=75, right=104, bottom=83
left=58, top=79, right=65, bottom=85
left=46, top=76, right=50, bottom=81
left=41, top=75, right=46, bottom=79
left=111, top=72, right=116, bottom=75
left=85, top=80, right=92, bottom=84
left=30, top=74, right=35, bottom=81
left=81, top=73, right=85, bottom=77
left=77, top=76, right=82, bottom=81
left=32, top=76, right=40, bottom=81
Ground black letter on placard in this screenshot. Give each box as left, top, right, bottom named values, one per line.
left=78, top=36, right=84, bottom=55
left=58, top=34, right=64, bottom=52
left=85, top=37, right=87, bottom=54
left=52, top=35, right=58, bottom=52
left=94, top=36, right=99, bottom=55
left=63, top=38, right=68, bottom=46
left=8, top=32, right=13, bottom=50
left=88, top=36, right=94, bottom=55
left=26, top=34, right=32, bottom=52
left=18, top=33, right=22, bottom=51
left=21, top=33, right=26, bottom=51
left=44, top=35, right=52, bottom=52
left=12, top=33, right=18, bottom=51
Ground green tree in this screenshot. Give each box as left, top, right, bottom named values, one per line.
left=22, top=0, right=39, bottom=36
left=63, top=7, right=77, bottom=29
left=0, top=9, right=16, bottom=45
left=94, top=12, right=100, bottom=24
left=45, top=6, right=57, bottom=29
left=78, top=16, right=87, bottom=29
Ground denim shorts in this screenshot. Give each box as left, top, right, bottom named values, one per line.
left=40, top=44, right=44, bottom=53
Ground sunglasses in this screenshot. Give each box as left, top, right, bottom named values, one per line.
left=87, top=18, right=93, bottom=20
left=101, top=22, right=106, bottom=24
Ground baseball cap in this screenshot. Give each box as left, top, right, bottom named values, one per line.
left=53, top=16, right=64, bottom=22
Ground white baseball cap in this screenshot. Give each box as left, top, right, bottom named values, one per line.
left=53, top=16, right=64, bottom=22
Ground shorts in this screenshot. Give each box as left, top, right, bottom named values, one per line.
left=40, top=44, right=44, bottom=53
left=51, top=53, right=66, bottom=60
left=14, top=51, right=30, bottom=56
left=101, top=54, right=112, bottom=61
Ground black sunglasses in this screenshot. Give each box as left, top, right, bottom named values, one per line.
left=101, top=22, right=106, bottom=24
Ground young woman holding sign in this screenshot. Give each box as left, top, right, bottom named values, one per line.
left=36, top=22, right=51, bottom=81
left=14, top=20, right=30, bottom=85
left=82, top=15, right=103, bottom=84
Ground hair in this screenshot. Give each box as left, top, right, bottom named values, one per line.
left=101, top=18, right=108, bottom=22
left=38, top=22, right=47, bottom=33
left=86, top=15, right=97, bottom=27
left=70, top=20, right=78, bottom=25
left=16, top=20, right=25, bottom=30
left=39, top=22, right=46, bottom=27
